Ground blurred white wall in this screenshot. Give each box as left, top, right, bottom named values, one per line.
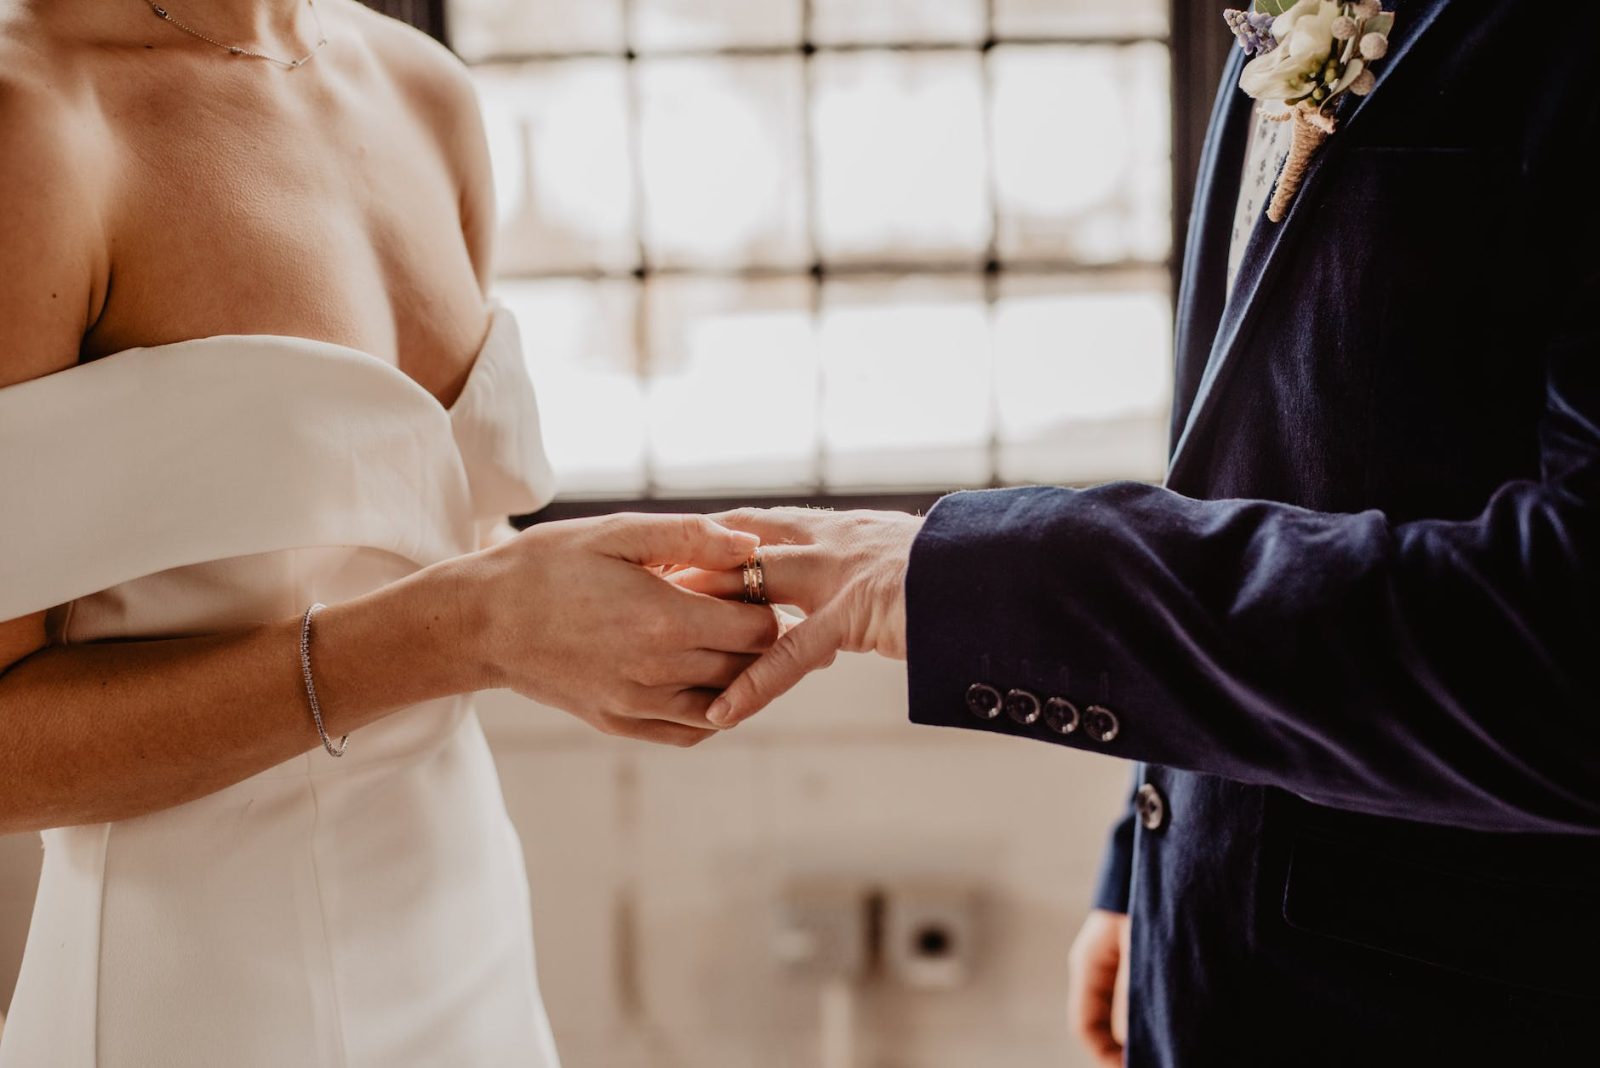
left=0, top=654, right=1128, bottom=1067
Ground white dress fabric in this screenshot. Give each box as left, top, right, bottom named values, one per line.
left=0, top=306, right=561, bottom=1067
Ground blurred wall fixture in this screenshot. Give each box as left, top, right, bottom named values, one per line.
left=772, top=878, right=980, bottom=985
left=773, top=879, right=981, bottom=1068
left=772, top=879, right=871, bottom=981
left=881, top=882, right=978, bottom=992
left=773, top=879, right=871, bottom=1068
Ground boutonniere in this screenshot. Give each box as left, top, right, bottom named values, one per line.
left=1224, top=1, right=1396, bottom=221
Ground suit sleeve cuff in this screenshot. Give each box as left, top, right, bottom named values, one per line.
left=904, top=487, right=1144, bottom=752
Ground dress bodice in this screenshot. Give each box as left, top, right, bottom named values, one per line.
left=0, top=303, right=556, bottom=629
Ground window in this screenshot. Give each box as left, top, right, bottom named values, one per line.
left=447, top=0, right=1176, bottom=506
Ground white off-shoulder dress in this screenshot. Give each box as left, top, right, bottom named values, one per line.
left=0, top=307, right=561, bottom=1067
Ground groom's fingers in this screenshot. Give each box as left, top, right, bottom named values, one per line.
left=670, top=546, right=831, bottom=610
left=706, top=609, right=843, bottom=728
left=749, top=545, right=828, bottom=608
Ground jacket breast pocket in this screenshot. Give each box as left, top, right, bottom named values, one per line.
left=1299, top=143, right=1536, bottom=483
left=1329, top=145, right=1521, bottom=282
left=1281, top=832, right=1600, bottom=999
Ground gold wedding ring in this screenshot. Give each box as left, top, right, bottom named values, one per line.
left=742, top=548, right=768, bottom=605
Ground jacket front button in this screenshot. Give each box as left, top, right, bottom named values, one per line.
left=1135, top=782, right=1166, bottom=831
left=1004, top=688, right=1041, bottom=725
left=965, top=683, right=1002, bottom=721
left=1083, top=704, right=1120, bottom=743
left=1043, top=697, right=1079, bottom=735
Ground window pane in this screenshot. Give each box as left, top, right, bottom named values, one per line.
left=812, top=53, right=990, bottom=266
left=993, top=271, right=1171, bottom=485
left=632, top=0, right=803, bottom=50
left=495, top=280, right=648, bottom=497
left=810, top=0, right=986, bottom=46
left=994, top=0, right=1168, bottom=38
left=637, top=57, right=809, bottom=270
left=820, top=276, right=992, bottom=489
left=990, top=44, right=1170, bottom=264
left=449, top=0, right=625, bottom=59
left=645, top=278, right=818, bottom=492
left=474, top=62, right=639, bottom=275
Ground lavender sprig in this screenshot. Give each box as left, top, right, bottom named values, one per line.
left=1224, top=8, right=1278, bottom=56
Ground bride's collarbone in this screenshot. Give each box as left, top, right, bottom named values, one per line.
left=82, top=164, right=485, bottom=399
left=68, top=26, right=486, bottom=391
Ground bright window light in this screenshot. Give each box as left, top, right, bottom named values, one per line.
left=456, top=1, right=1175, bottom=501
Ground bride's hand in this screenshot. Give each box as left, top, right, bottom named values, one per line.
left=456, top=514, right=781, bottom=746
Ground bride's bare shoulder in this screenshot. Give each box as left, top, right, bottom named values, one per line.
left=343, top=1, right=481, bottom=124
left=0, top=4, right=111, bottom=386
left=340, top=1, right=496, bottom=281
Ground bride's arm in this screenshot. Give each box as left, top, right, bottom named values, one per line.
left=0, top=567, right=482, bottom=833
left=0, top=71, right=779, bottom=836
left=0, top=512, right=777, bottom=836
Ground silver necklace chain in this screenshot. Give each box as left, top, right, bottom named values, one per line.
left=145, top=0, right=329, bottom=71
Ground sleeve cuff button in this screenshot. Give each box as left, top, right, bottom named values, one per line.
left=964, top=683, right=1003, bottom=720
left=1083, top=705, right=1121, bottom=743
left=1003, top=689, right=1042, bottom=725
left=1043, top=697, right=1080, bottom=735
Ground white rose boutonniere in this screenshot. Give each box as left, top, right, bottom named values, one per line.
left=1225, top=0, right=1397, bottom=220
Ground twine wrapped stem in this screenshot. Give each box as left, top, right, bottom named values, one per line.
left=1267, top=106, right=1336, bottom=222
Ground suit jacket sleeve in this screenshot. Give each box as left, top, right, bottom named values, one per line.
left=906, top=262, right=1600, bottom=837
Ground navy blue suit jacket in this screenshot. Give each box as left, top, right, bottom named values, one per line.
left=905, top=2, right=1600, bottom=1063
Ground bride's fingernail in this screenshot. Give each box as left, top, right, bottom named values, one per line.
left=707, top=699, right=733, bottom=727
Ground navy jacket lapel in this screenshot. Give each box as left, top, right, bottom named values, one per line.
left=1166, top=0, right=1451, bottom=487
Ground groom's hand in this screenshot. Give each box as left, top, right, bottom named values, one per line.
left=684, top=508, right=923, bottom=728
left=464, top=513, right=781, bottom=746
left=1067, top=909, right=1130, bottom=1067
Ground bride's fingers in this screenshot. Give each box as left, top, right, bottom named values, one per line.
left=608, top=513, right=760, bottom=570
left=707, top=609, right=844, bottom=728
left=669, top=567, right=743, bottom=599
left=712, top=507, right=823, bottom=546
left=608, top=685, right=718, bottom=729
left=658, top=686, right=737, bottom=729
left=597, top=712, right=718, bottom=748
left=675, top=592, right=783, bottom=654
left=665, top=650, right=759, bottom=690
